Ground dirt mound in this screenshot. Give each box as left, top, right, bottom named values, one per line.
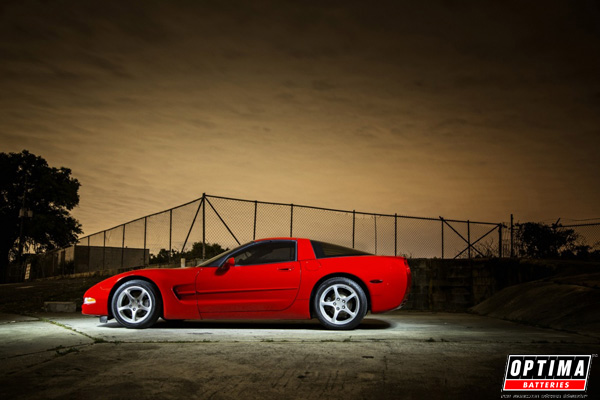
left=471, top=272, right=600, bottom=338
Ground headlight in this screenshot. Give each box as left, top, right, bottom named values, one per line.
left=83, top=297, right=96, bottom=305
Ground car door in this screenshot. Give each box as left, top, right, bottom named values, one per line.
left=195, top=240, right=301, bottom=313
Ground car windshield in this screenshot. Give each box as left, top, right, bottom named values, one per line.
left=198, top=242, right=252, bottom=267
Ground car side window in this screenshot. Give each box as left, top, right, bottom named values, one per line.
left=233, top=241, right=296, bottom=266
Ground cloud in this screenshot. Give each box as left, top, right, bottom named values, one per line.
left=1, top=0, right=600, bottom=236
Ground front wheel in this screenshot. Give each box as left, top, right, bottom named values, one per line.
left=111, top=280, right=162, bottom=329
left=313, top=277, right=368, bottom=330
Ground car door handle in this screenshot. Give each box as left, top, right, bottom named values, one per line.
left=278, top=267, right=294, bottom=271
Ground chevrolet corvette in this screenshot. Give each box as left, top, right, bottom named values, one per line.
left=82, top=237, right=411, bottom=330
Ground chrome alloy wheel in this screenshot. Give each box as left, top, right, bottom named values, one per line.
left=318, top=283, right=360, bottom=325
left=115, top=285, right=153, bottom=324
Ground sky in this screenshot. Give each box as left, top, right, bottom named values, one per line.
left=1, top=0, right=600, bottom=236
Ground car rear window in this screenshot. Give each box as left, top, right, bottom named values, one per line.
left=311, top=240, right=371, bottom=259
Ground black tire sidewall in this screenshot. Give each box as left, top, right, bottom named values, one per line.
left=111, top=279, right=161, bottom=329
left=313, top=277, right=367, bottom=330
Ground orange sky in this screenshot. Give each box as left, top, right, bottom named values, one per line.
left=1, top=1, right=599, bottom=236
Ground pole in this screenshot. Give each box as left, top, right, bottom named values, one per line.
left=352, top=210, right=356, bottom=248
left=498, top=224, right=503, bottom=258
left=467, top=220, right=471, bottom=259
left=374, top=215, right=377, bottom=255
left=510, top=214, right=514, bottom=258
left=103, top=230, right=106, bottom=269
left=394, top=213, right=397, bottom=256
left=290, top=204, right=294, bottom=237
left=253, top=200, right=257, bottom=240
left=202, top=193, right=206, bottom=259
left=87, top=236, right=91, bottom=272
left=144, top=217, right=147, bottom=266
left=121, top=224, right=125, bottom=268
left=441, top=217, right=444, bottom=259
left=169, top=209, right=173, bottom=262
left=181, top=199, right=203, bottom=254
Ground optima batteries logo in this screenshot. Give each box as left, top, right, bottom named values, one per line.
left=503, top=355, right=593, bottom=391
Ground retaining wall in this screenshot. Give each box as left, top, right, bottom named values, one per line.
left=403, top=258, right=599, bottom=311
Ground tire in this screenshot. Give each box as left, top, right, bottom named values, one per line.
left=313, top=277, right=368, bottom=330
left=111, top=280, right=162, bottom=329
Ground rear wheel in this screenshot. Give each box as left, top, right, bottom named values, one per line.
left=313, top=277, right=367, bottom=330
left=111, top=280, right=161, bottom=329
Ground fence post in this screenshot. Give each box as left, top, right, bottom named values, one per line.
left=440, top=217, right=444, bottom=259
left=202, top=193, right=206, bottom=259
left=121, top=224, right=125, bottom=268
left=144, top=217, right=147, bottom=266
left=510, top=214, right=514, bottom=258
left=498, top=224, right=503, bottom=258
left=290, top=204, right=294, bottom=237
left=253, top=200, right=257, bottom=240
left=169, top=209, right=173, bottom=262
left=467, top=220, right=471, bottom=259
left=102, top=230, right=106, bottom=269
left=182, top=198, right=204, bottom=255
left=374, top=215, right=377, bottom=255
left=87, top=236, right=91, bottom=272
left=394, top=213, right=397, bottom=256
left=352, top=210, right=356, bottom=248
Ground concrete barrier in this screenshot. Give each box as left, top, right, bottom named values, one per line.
left=44, top=301, right=77, bottom=313
left=403, top=258, right=600, bottom=311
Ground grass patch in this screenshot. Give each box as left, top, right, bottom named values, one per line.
left=55, top=347, right=80, bottom=356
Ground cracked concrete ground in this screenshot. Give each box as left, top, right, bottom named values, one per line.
left=1, top=311, right=599, bottom=399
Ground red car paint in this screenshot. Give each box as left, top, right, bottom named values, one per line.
left=82, top=238, right=411, bottom=323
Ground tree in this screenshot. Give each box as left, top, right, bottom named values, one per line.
left=149, top=242, right=228, bottom=264
left=184, top=241, right=228, bottom=260
left=0, top=150, right=82, bottom=281
left=514, top=222, right=581, bottom=259
left=149, top=248, right=175, bottom=264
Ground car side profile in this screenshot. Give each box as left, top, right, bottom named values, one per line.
left=82, top=238, right=411, bottom=330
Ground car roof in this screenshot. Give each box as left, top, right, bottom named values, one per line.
left=254, top=237, right=304, bottom=242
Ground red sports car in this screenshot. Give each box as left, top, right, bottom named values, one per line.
left=82, top=238, right=411, bottom=330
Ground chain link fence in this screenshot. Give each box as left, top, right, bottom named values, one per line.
left=17, top=194, right=600, bottom=280
left=30, top=193, right=503, bottom=276
left=24, top=193, right=532, bottom=278
left=564, top=223, right=600, bottom=251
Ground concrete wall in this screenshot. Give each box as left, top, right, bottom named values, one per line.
left=73, top=246, right=149, bottom=273
left=31, top=251, right=598, bottom=311
left=402, top=258, right=598, bottom=311
left=33, top=245, right=150, bottom=278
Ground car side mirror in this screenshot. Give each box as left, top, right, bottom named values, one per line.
left=223, top=257, right=235, bottom=269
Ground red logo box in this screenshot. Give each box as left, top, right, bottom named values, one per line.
left=503, top=355, right=592, bottom=391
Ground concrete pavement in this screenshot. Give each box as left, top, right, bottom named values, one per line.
left=1, top=311, right=599, bottom=399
